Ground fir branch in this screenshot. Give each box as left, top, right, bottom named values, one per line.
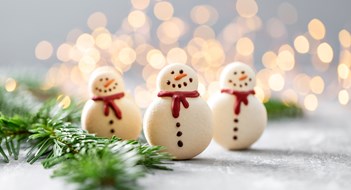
left=52, top=142, right=143, bottom=190
left=264, top=99, right=303, bottom=119
left=0, top=85, right=172, bottom=189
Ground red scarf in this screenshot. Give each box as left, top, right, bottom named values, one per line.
left=92, top=92, right=125, bottom=119
left=158, top=90, right=200, bottom=118
left=221, top=89, right=255, bottom=115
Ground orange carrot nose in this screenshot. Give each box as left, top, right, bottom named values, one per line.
left=239, top=75, right=248, bottom=81
left=174, top=73, right=187, bottom=80
left=104, top=79, right=115, bottom=88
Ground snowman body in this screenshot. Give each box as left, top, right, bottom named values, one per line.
left=210, top=93, right=266, bottom=149
left=209, top=62, right=267, bottom=150
left=143, top=63, right=213, bottom=160
left=82, top=97, right=142, bottom=139
left=81, top=66, right=142, bottom=140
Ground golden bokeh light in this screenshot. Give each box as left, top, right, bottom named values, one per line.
left=35, top=41, right=53, bottom=60
left=304, top=94, right=318, bottom=111
left=236, top=37, right=254, bottom=56
left=193, top=25, right=216, bottom=40
left=95, top=33, right=112, bottom=50
left=338, top=63, right=350, bottom=79
left=5, top=78, right=17, bottom=92
left=147, top=49, right=166, bottom=69
left=167, top=48, right=188, bottom=64
left=317, top=42, right=333, bottom=63
left=338, top=90, right=349, bottom=105
left=87, top=12, right=107, bottom=30
left=308, top=19, right=325, bottom=40
left=191, top=5, right=210, bottom=25
left=57, top=95, right=72, bottom=109
left=76, top=33, right=95, bottom=51
left=34, top=1, right=351, bottom=110
left=154, top=1, right=174, bottom=21
left=294, top=35, right=310, bottom=54
left=79, top=56, right=96, bottom=74
left=262, top=51, right=277, bottom=69
left=56, top=43, right=72, bottom=62
left=268, top=73, right=285, bottom=91
left=339, top=29, right=351, bottom=48
left=128, top=10, right=146, bottom=28
left=236, top=0, right=258, bottom=18
left=131, top=0, right=150, bottom=10
left=157, top=19, right=184, bottom=44
left=118, top=47, right=136, bottom=65
left=191, top=5, right=218, bottom=25
left=277, top=50, right=295, bottom=71
left=309, top=76, right=324, bottom=94
left=85, top=48, right=101, bottom=62
left=293, top=74, right=311, bottom=95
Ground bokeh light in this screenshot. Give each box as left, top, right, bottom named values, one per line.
left=294, top=35, right=310, bottom=54
left=128, top=10, right=146, bottom=28
left=308, top=19, right=326, bottom=40
left=154, top=1, right=174, bottom=21
left=34, top=2, right=351, bottom=112
left=304, top=94, right=318, bottom=111
left=338, top=90, right=349, bottom=105
left=236, top=0, right=258, bottom=18
left=35, top=41, right=53, bottom=60
left=5, top=78, right=17, bottom=92
left=87, top=12, right=107, bottom=30
left=317, top=42, right=334, bottom=63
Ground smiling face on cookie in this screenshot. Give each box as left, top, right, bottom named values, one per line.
left=157, top=63, right=198, bottom=91
left=89, top=66, right=125, bottom=97
left=220, top=62, right=255, bottom=91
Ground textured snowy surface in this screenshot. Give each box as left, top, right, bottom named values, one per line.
left=1, top=102, right=351, bottom=190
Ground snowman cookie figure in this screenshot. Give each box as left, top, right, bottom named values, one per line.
left=81, top=66, right=142, bottom=139
left=209, top=62, right=267, bottom=150
left=143, top=63, right=213, bottom=160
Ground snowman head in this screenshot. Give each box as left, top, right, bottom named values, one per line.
left=157, top=63, right=198, bottom=92
left=88, top=66, right=125, bottom=97
left=220, top=62, right=255, bottom=91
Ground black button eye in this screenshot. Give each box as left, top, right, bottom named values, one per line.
left=171, top=71, right=174, bottom=74
left=100, top=78, right=103, bottom=82
left=106, top=78, right=109, bottom=81
left=234, top=72, right=237, bottom=75
left=179, top=70, right=183, bottom=74
left=229, top=80, right=232, bottom=83
left=242, top=71, right=245, bottom=74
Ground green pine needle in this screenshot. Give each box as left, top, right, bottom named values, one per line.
left=264, top=99, right=303, bottom=119
left=0, top=84, right=172, bottom=189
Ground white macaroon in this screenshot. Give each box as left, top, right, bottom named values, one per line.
left=143, top=63, right=213, bottom=160
left=209, top=62, right=267, bottom=150
left=81, top=66, right=142, bottom=140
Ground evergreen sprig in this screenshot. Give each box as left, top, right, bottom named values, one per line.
left=0, top=84, right=172, bottom=189
left=264, top=99, right=303, bottom=119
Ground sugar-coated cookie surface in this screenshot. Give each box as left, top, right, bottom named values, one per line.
left=209, top=62, right=267, bottom=150
left=143, top=63, right=213, bottom=160
left=81, top=66, right=142, bottom=139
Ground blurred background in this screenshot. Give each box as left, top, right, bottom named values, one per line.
left=1, top=0, right=351, bottom=112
